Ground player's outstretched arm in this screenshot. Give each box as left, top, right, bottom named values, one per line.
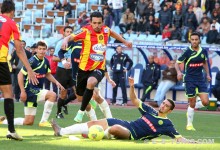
left=110, top=30, right=132, bottom=48
left=46, top=73, right=65, bottom=91
left=61, top=34, right=75, bottom=50
left=128, top=77, right=141, bottom=107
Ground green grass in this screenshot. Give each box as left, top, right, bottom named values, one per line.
left=0, top=102, right=219, bottom=150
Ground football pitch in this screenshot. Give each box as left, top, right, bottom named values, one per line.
left=0, top=102, right=219, bottom=150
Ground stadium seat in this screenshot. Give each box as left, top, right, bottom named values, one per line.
left=129, top=64, right=144, bottom=98
left=13, top=17, right=23, bottom=31
left=91, top=4, right=104, bottom=12
left=69, top=0, right=78, bottom=18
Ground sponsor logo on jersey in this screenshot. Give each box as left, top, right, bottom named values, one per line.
left=104, top=27, right=109, bottom=33
left=92, top=43, right=106, bottom=54
left=189, top=63, right=203, bottom=67
left=90, top=54, right=104, bottom=61
left=36, top=74, right=46, bottom=78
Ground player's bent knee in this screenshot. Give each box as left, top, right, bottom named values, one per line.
left=109, top=125, right=121, bottom=135
left=202, top=100, right=209, bottom=106
left=47, top=91, right=56, bottom=101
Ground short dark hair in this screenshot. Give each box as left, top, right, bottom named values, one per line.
left=167, top=99, right=175, bottom=110
left=1, top=0, right=15, bottom=14
left=36, top=41, right=47, bottom=49
left=63, top=26, right=73, bottom=32
left=21, top=40, right=26, bottom=45
left=90, top=11, right=103, bottom=21
left=190, top=32, right=201, bottom=38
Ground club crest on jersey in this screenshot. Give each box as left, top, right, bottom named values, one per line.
left=99, top=35, right=103, bottom=40
left=92, top=43, right=106, bottom=54
left=158, top=120, right=163, bottom=125
left=74, top=29, right=83, bottom=35
left=201, top=54, right=204, bottom=58
left=104, top=27, right=109, bottom=33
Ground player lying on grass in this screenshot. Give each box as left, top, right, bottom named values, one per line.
left=51, top=77, right=193, bottom=142
left=0, top=41, right=64, bottom=127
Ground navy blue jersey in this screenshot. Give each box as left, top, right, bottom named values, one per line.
left=21, top=55, right=51, bottom=89
left=177, top=46, right=207, bottom=82
left=58, top=41, right=82, bottom=81
left=129, top=102, right=181, bottom=140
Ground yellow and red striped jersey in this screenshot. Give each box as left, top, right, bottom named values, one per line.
left=71, top=25, right=110, bottom=71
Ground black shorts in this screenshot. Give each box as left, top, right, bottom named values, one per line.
left=0, top=62, right=11, bottom=85
left=76, top=68, right=105, bottom=96
left=55, top=67, right=74, bottom=89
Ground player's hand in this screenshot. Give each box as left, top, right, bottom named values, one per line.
left=177, top=73, right=183, bottom=81
left=124, top=41, right=132, bottom=48
left=56, top=81, right=65, bottom=91
left=27, top=70, right=39, bottom=85
left=109, top=79, right=116, bottom=88
left=63, top=62, right=71, bottom=69
left=20, top=91, right=27, bottom=103
left=207, top=75, right=211, bottom=82
left=128, top=77, right=134, bottom=87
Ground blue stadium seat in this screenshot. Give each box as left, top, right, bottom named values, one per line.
left=128, top=63, right=144, bottom=98
left=171, top=81, right=185, bottom=101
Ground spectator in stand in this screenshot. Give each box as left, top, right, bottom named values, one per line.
left=206, top=25, right=219, bottom=44
left=193, top=1, right=203, bottom=24
left=200, top=13, right=211, bottom=24
left=170, top=26, right=181, bottom=41
left=159, top=5, right=172, bottom=33
left=149, top=60, right=177, bottom=107
left=103, top=8, right=113, bottom=28
left=212, top=2, right=220, bottom=15
left=184, top=5, right=198, bottom=31
left=211, top=19, right=220, bottom=32
left=31, top=43, right=37, bottom=56
left=162, top=26, right=171, bottom=42
left=172, top=8, right=183, bottom=29
left=108, top=0, right=123, bottom=26
left=137, top=17, right=147, bottom=35
left=175, top=0, right=182, bottom=11
left=136, top=0, right=148, bottom=18
left=61, top=0, right=72, bottom=19
left=197, top=0, right=210, bottom=14
left=184, top=27, right=193, bottom=43
left=196, top=17, right=210, bottom=37
left=78, top=11, right=90, bottom=28
left=154, top=17, right=161, bottom=35
left=52, top=0, right=62, bottom=10
left=141, top=55, right=160, bottom=102
left=212, top=10, right=220, bottom=23
left=128, top=18, right=138, bottom=34
left=26, top=46, right=31, bottom=52
left=145, top=2, right=155, bottom=22
left=45, top=48, right=58, bottom=94
left=127, top=0, right=137, bottom=14
left=153, top=0, right=161, bottom=12
left=181, top=0, right=190, bottom=20
left=119, top=8, right=135, bottom=34
left=146, top=15, right=156, bottom=34
left=159, top=52, right=170, bottom=66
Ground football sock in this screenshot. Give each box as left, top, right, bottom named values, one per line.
left=85, top=108, right=97, bottom=121
left=60, top=123, right=88, bottom=135
left=187, top=106, right=194, bottom=126
left=57, top=98, right=65, bottom=114
left=99, top=100, right=112, bottom=118
left=104, top=128, right=114, bottom=139
left=2, top=118, right=24, bottom=125
left=195, top=101, right=205, bottom=109
left=63, top=93, right=76, bottom=106
left=40, top=101, right=54, bottom=123
left=4, top=98, right=15, bottom=132
left=80, top=88, right=94, bottom=111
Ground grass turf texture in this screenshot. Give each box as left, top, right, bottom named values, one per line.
left=0, top=102, right=219, bottom=150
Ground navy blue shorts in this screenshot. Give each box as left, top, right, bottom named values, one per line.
left=185, top=81, right=208, bottom=98
left=106, top=118, right=137, bottom=140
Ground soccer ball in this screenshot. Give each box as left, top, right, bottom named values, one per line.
left=88, top=125, right=104, bottom=141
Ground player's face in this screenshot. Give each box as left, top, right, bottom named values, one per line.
left=190, top=35, right=200, bottom=49
left=158, top=100, right=172, bottom=114
left=90, top=17, right=103, bottom=33
left=64, top=28, right=73, bottom=37
left=36, top=46, right=47, bottom=59
left=116, top=46, right=122, bottom=53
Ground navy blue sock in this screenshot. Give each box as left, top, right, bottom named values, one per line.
left=4, top=98, right=15, bottom=133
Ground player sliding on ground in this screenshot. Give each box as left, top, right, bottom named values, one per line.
left=51, top=77, right=194, bottom=142
left=0, top=41, right=64, bottom=127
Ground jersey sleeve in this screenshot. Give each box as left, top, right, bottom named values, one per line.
left=177, top=50, right=188, bottom=63
left=138, top=102, right=158, bottom=115
left=164, top=122, right=182, bottom=139
left=71, top=28, right=87, bottom=41
left=11, top=23, right=21, bottom=41
left=45, top=58, right=51, bottom=73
